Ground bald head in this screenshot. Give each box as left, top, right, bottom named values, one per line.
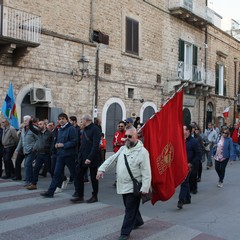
left=125, top=127, right=138, bottom=148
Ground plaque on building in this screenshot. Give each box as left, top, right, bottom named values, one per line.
left=184, top=95, right=196, bottom=107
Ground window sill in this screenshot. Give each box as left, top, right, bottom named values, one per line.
left=121, top=51, right=143, bottom=60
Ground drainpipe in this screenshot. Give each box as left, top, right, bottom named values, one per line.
left=233, top=58, right=238, bottom=124
left=94, top=44, right=99, bottom=123
left=203, top=0, right=208, bottom=130
left=89, top=0, right=93, bottom=42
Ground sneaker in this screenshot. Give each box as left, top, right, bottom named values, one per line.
left=61, top=177, right=69, bottom=190
left=70, top=197, right=84, bottom=203
left=177, top=201, right=184, bottom=209
left=54, top=187, right=62, bottom=194
left=217, top=182, right=223, bottom=188
left=26, top=184, right=37, bottom=190
left=40, top=191, right=54, bottom=198
left=86, top=196, right=98, bottom=203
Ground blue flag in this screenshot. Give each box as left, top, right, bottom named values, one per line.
left=1, top=82, right=19, bottom=129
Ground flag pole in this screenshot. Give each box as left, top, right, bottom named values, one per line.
left=161, top=81, right=189, bottom=108
left=138, top=81, right=189, bottom=133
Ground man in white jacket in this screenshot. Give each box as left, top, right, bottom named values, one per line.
left=96, top=127, right=151, bottom=240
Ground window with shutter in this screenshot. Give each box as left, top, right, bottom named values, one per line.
left=178, top=39, right=185, bottom=62
left=215, top=64, right=225, bottom=96
left=126, top=17, right=139, bottom=55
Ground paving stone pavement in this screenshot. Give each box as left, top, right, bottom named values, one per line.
left=0, top=176, right=225, bottom=240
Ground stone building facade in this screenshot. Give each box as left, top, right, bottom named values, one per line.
left=0, top=0, right=240, bottom=149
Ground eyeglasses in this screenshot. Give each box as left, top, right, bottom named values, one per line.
left=118, top=125, right=124, bottom=128
left=222, top=132, right=228, bottom=134
left=124, top=135, right=132, bottom=139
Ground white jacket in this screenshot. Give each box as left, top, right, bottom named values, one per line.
left=98, top=140, right=151, bottom=194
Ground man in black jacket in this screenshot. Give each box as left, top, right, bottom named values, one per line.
left=27, top=120, right=53, bottom=190
left=71, top=114, right=101, bottom=204
left=177, top=124, right=201, bottom=209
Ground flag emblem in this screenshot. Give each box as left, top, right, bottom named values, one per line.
left=157, top=143, right=174, bottom=175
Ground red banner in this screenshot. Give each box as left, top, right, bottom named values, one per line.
left=142, top=89, right=188, bottom=204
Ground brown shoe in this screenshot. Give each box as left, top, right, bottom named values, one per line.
left=27, top=184, right=37, bottom=190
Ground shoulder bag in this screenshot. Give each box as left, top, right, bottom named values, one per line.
left=124, top=154, right=152, bottom=203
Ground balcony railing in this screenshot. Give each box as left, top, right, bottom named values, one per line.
left=0, top=5, right=41, bottom=46
left=169, top=0, right=214, bottom=27
left=177, top=61, right=214, bottom=86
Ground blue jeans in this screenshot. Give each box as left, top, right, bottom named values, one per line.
left=206, top=146, right=214, bottom=167
left=232, top=143, right=239, bottom=160
left=24, top=152, right=37, bottom=184
left=47, top=155, right=76, bottom=195
left=121, top=193, right=143, bottom=236
left=32, top=153, right=51, bottom=184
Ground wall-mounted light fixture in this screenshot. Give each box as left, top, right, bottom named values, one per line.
left=71, top=44, right=89, bottom=82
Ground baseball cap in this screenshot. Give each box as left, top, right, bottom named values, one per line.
left=125, top=117, right=133, bottom=124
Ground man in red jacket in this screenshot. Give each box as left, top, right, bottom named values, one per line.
left=113, top=121, right=126, bottom=153
left=230, top=123, right=240, bottom=161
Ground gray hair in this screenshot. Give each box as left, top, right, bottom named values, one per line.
left=82, top=114, right=92, bottom=122
left=23, top=115, right=31, bottom=121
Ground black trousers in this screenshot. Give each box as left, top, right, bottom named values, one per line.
left=189, top=162, right=199, bottom=192
left=3, top=146, right=16, bottom=177
left=215, top=158, right=229, bottom=182
left=0, top=148, right=3, bottom=177
left=14, top=150, right=25, bottom=179
left=74, top=166, right=98, bottom=198
left=121, top=193, right=143, bottom=236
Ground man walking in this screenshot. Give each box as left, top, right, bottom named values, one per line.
left=26, top=120, right=53, bottom=190
left=71, top=114, right=101, bottom=203
left=40, top=113, right=77, bottom=198
left=177, top=125, right=201, bottom=209
left=16, top=115, right=38, bottom=186
left=96, top=127, right=151, bottom=240
left=1, top=118, right=18, bottom=178
left=204, top=122, right=218, bottom=169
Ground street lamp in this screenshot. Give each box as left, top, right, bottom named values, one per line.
left=71, top=55, right=89, bottom=82
left=71, top=45, right=89, bottom=82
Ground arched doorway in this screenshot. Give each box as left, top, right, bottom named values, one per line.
left=105, top=103, right=123, bottom=151
left=140, top=102, right=157, bottom=124
left=142, top=106, right=155, bottom=123
left=183, top=108, right=191, bottom=125
left=206, top=102, right=214, bottom=125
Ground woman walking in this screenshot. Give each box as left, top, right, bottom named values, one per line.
left=212, top=128, right=234, bottom=188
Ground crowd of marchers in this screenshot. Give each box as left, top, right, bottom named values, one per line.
left=0, top=115, right=237, bottom=240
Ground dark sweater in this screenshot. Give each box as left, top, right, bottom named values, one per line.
left=186, top=135, right=202, bottom=166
